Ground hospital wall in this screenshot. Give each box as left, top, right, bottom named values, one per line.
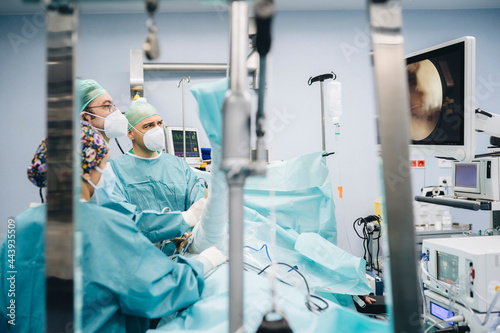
left=1, top=8, right=499, bottom=259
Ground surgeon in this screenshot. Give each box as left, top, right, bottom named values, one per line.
left=110, top=101, right=206, bottom=225
left=80, top=79, right=129, bottom=143
left=77, top=80, right=200, bottom=244
left=0, top=122, right=226, bottom=333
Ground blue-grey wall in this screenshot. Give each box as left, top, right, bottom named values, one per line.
left=1, top=9, right=499, bottom=257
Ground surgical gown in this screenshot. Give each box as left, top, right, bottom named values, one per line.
left=0, top=202, right=204, bottom=333
left=110, top=152, right=205, bottom=213
left=101, top=197, right=190, bottom=243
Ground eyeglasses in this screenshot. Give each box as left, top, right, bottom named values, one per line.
left=86, top=104, right=116, bottom=114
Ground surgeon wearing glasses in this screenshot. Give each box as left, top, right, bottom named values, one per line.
left=77, top=80, right=197, bottom=247
left=80, top=79, right=129, bottom=143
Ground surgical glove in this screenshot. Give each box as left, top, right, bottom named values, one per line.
left=181, top=198, right=206, bottom=227
left=197, top=246, right=227, bottom=273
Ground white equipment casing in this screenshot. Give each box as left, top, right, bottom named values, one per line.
left=453, top=158, right=500, bottom=201
left=476, top=109, right=500, bottom=139
left=422, top=236, right=500, bottom=313
left=424, top=290, right=497, bottom=333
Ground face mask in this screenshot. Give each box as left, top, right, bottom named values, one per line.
left=87, top=162, right=116, bottom=205
left=134, top=125, right=165, bottom=152
left=84, top=110, right=128, bottom=139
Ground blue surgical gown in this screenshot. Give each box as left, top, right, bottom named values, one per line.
left=109, top=152, right=205, bottom=243
left=110, top=152, right=204, bottom=213
left=0, top=202, right=204, bottom=333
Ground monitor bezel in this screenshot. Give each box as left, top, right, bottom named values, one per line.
left=406, top=36, right=476, bottom=162
left=164, top=125, right=202, bottom=166
left=453, top=161, right=481, bottom=194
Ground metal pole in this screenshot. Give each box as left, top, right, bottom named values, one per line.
left=320, top=80, right=326, bottom=151
left=229, top=4, right=248, bottom=92
left=228, top=177, right=246, bottom=333
left=182, top=80, right=186, bottom=161
left=177, top=77, right=190, bottom=161
left=368, top=1, right=422, bottom=332
left=45, top=2, right=78, bottom=332
left=223, top=2, right=250, bottom=333
left=144, top=63, right=228, bottom=72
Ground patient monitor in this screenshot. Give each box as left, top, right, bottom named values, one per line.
left=164, top=126, right=202, bottom=167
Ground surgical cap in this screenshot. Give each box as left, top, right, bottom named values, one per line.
left=26, top=123, right=108, bottom=186
left=125, top=101, right=160, bottom=130
left=79, top=79, right=106, bottom=112
left=81, top=121, right=109, bottom=174
left=27, top=138, right=48, bottom=188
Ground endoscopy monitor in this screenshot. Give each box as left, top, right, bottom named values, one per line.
left=164, top=126, right=202, bottom=167
left=406, top=36, right=476, bottom=162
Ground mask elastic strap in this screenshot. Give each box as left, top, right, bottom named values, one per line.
left=83, top=111, right=106, bottom=120
left=82, top=111, right=106, bottom=132
left=86, top=178, right=97, bottom=189
left=130, top=125, right=146, bottom=136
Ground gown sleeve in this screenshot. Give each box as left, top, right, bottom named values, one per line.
left=83, top=204, right=205, bottom=319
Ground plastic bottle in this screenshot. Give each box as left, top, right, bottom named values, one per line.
left=442, top=210, right=452, bottom=230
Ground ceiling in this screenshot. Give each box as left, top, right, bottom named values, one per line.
left=1, top=0, right=500, bottom=15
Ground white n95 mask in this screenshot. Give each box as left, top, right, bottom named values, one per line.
left=84, top=110, right=128, bottom=139
left=87, top=162, right=116, bottom=205
left=103, top=110, right=128, bottom=138
left=142, top=126, right=165, bottom=152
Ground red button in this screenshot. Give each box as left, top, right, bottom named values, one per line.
left=471, top=269, right=475, bottom=279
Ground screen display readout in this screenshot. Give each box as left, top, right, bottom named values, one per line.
left=430, top=302, right=454, bottom=323
left=455, top=163, right=478, bottom=188
left=437, top=251, right=459, bottom=284
left=172, top=130, right=199, bottom=158
left=406, top=42, right=465, bottom=145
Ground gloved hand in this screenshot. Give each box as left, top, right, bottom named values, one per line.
left=181, top=198, right=206, bottom=227
left=197, top=246, right=227, bottom=273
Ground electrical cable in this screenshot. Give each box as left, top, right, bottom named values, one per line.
left=353, top=215, right=381, bottom=271
left=482, top=228, right=495, bottom=235
left=306, top=295, right=329, bottom=312
left=244, top=262, right=293, bottom=287
left=244, top=244, right=273, bottom=262
left=470, top=283, right=489, bottom=305
left=375, top=232, right=381, bottom=271
left=353, top=218, right=368, bottom=261
left=257, top=262, right=329, bottom=313
left=418, top=259, right=430, bottom=327
left=188, top=177, right=208, bottom=205
left=115, top=137, right=125, bottom=154
left=423, top=315, right=464, bottom=333
left=39, top=187, right=44, bottom=204
left=483, top=284, right=500, bottom=326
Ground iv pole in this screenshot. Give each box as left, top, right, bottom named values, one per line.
left=178, top=77, right=190, bottom=161
left=308, top=72, right=337, bottom=154
left=223, top=0, right=272, bottom=331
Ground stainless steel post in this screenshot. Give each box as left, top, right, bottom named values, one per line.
left=368, top=1, right=422, bottom=332
left=223, top=2, right=250, bottom=333
left=228, top=177, right=246, bottom=333
left=320, top=80, right=326, bottom=151
left=45, top=2, right=78, bottom=332
left=177, top=77, right=190, bottom=161
left=144, top=63, right=228, bottom=72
